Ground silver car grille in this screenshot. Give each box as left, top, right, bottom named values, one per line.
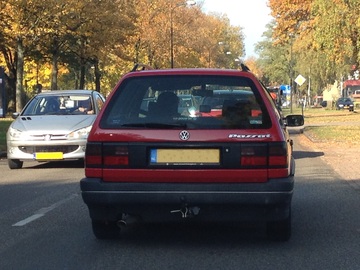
left=19, top=145, right=79, bottom=154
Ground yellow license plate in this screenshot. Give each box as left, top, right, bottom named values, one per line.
left=150, top=149, right=220, bottom=165
left=35, top=152, right=64, bottom=160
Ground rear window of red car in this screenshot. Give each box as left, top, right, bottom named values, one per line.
left=100, top=75, right=272, bottom=129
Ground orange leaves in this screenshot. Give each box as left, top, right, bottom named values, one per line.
left=269, top=0, right=313, bottom=44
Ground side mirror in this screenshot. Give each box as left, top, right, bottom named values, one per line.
left=285, top=114, right=304, bottom=127
left=12, top=112, right=20, bottom=119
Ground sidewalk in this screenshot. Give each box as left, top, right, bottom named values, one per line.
left=297, top=132, right=360, bottom=190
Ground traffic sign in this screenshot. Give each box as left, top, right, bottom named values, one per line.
left=295, top=74, right=306, bottom=86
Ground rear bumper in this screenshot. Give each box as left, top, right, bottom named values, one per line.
left=80, top=177, right=294, bottom=222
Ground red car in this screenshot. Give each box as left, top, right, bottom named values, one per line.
left=80, top=65, right=304, bottom=241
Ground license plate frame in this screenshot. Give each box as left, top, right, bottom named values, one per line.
left=35, top=152, right=64, bottom=160
left=150, top=149, right=220, bottom=165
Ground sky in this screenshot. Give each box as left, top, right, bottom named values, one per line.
left=201, top=0, right=272, bottom=58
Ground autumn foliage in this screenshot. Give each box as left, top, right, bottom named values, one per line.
left=0, top=0, right=245, bottom=111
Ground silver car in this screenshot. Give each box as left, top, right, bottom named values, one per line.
left=6, top=90, right=105, bottom=169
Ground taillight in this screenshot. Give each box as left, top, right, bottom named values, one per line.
left=240, top=144, right=267, bottom=167
left=85, top=143, right=129, bottom=168
left=103, top=145, right=129, bottom=166
left=85, top=142, right=102, bottom=167
left=240, top=142, right=288, bottom=168
left=268, top=142, right=288, bottom=167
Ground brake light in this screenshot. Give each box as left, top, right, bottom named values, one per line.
left=268, top=142, right=288, bottom=167
left=240, top=144, right=267, bottom=167
left=85, top=142, right=102, bottom=167
left=85, top=143, right=129, bottom=168
left=103, top=145, right=129, bottom=166
left=240, top=142, right=288, bottom=168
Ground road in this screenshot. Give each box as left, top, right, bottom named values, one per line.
left=0, top=134, right=359, bottom=270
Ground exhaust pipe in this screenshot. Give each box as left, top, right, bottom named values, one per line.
left=116, top=214, right=139, bottom=229
left=116, top=220, right=127, bottom=229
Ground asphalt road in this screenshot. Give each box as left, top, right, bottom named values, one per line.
left=0, top=134, right=359, bottom=270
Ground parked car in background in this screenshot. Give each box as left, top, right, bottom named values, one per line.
left=336, top=97, right=354, bottom=111
left=6, top=90, right=105, bottom=169
left=80, top=65, right=304, bottom=241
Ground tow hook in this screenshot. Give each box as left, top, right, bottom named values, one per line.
left=171, top=206, right=200, bottom=218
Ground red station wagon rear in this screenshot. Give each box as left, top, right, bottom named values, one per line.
left=80, top=66, right=304, bottom=241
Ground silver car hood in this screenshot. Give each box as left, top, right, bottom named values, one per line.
left=11, top=115, right=96, bottom=134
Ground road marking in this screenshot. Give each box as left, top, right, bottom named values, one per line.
left=12, top=214, right=44, bottom=227
left=12, top=194, right=78, bottom=227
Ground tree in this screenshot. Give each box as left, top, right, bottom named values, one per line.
left=255, top=21, right=290, bottom=86
left=0, top=0, right=246, bottom=110
left=268, top=0, right=360, bottom=92
left=312, top=0, right=360, bottom=73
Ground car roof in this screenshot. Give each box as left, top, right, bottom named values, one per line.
left=123, top=68, right=256, bottom=78
left=35, top=90, right=97, bottom=97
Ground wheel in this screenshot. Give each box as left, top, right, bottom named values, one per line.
left=8, top=159, right=23, bottom=169
left=266, top=209, right=291, bottom=241
left=91, top=220, right=121, bottom=239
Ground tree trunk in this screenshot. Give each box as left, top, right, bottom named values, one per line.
left=16, top=37, right=24, bottom=112
left=94, top=59, right=101, bottom=92
left=51, top=53, right=58, bottom=90
left=1, top=46, right=19, bottom=112
left=79, top=61, right=85, bottom=90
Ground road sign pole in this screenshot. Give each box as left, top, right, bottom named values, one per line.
left=0, top=67, right=5, bottom=118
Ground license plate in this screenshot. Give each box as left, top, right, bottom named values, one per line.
left=35, top=152, right=64, bottom=160
left=150, top=149, right=220, bottom=165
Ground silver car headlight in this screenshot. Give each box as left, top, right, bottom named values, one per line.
left=8, top=126, right=26, bottom=140
left=67, top=126, right=92, bottom=139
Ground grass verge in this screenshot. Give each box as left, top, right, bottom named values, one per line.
left=287, top=107, right=360, bottom=145
left=0, top=119, right=12, bottom=152
left=305, top=125, right=360, bottom=145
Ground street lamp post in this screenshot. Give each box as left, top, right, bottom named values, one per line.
left=289, top=35, right=295, bottom=113
left=170, top=1, right=196, bottom=68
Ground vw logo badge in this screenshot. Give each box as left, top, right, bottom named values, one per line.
left=179, top=130, right=190, bottom=141
left=44, top=134, right=51, bottom=141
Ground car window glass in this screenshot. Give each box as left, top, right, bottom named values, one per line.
left=22, top=94, right=94, bottom=115
left=100, top=75, right=271, bottom=129
left=95, top=94, right=104, bottom=111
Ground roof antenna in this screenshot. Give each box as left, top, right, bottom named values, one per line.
left=240, top=63, right=250, bottom=72
left=131, top=63, right=154, bottom=72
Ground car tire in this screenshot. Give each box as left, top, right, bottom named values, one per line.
left=91, top=220, right=121, bottom=239
left=266, top=208, right=291, bottom=241
left=8, top=159, right=23, bottom=169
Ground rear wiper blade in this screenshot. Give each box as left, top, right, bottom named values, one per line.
left=121, top=122, right=187, bottom=129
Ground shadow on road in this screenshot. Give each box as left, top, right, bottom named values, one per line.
left=293, top=150, right=324, bottom=160
left=23, top=159, right=84, bottom=169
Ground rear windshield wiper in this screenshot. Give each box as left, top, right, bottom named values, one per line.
left=120, top=122, right=187, bottom=129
